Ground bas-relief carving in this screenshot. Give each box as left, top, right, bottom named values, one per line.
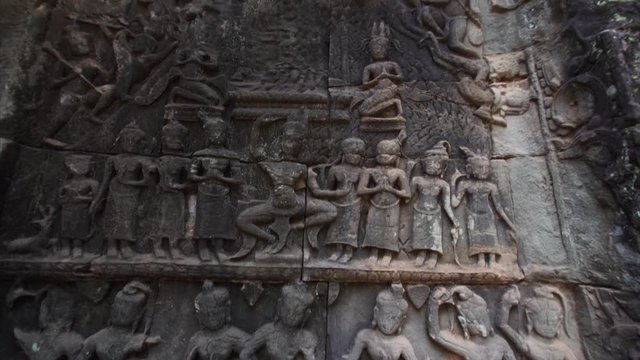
left=76, top=281, right=161, bottom=360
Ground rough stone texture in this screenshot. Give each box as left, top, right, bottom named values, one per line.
left=0, top=0, right=640, bottom=359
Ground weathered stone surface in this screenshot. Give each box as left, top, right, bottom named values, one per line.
left=1, top=0, right=640, bottom=359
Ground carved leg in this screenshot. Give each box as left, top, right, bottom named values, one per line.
left=338, top=246, right=354, bottom=263
left=198, top=239, right=212, bottom=262
left=380, top=251, right=393, bottom=267
left=236, top=204, right=278, bottom=243
left=476, top=254, right=486, bottom=267
left=448, top=19, right=482, bottom=59
left=328, top=245, right=343, bottom=262
left=59, top=238, right=71, bottom=257
left=368, top=248, right=379, bottom=264
left=414, top=251, right=427, bottom=267
left=120, top=240, right=134, bottom=259
left=488, top=253, right=496, bottom=267
left=425, top=251, right=439, bottom=269
left=151, top=237, right=167, bottom=259
left=72, top=239, right=83, bottom=258
left=106, top=238, right=118, bottom=258
left=170, top=239, right=183, bottom=260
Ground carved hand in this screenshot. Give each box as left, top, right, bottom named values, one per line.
left=431, top=286, right=451, bottom=304
left=145, top=336, right=162, bottom=345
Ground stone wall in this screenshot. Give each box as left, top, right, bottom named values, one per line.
left=0, top=0, right=638, bottom=359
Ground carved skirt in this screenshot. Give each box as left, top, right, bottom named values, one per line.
left=104, top=182, right=141, bottom=242
left=363, top=200, right=400, bottom=252
left=325, top=199, right=361, bottom=247
left=194, top=183, right=236, bottom=240
left=409, top=205, right=442, bottom=254
left=467, top=209, right=499, bottom=256
left=152, top=191, right=185, bottom=239
left=60, top=201, right=91, bottom=240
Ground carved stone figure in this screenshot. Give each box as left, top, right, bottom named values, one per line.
left=184, top=281, right=249, bottom=360
left=91, top=123, right=153, bottom=259
left=428, top=286, right=516, bottom=360
left=189, top=114, right=241, bottom=262
left=5, top=205, right=56, bottom=255
left=343, top=284, right=421, bottom=360
left=354, top=21, right=405, bottom=132
left=58, top=154, right=99, bottom=258
left=41, top=25, right=115, bottom=149
left=457, top=77, right=533, bottom=126
left=452, top=147, right=518, bottom=267
left=239, top=282, right=317, bottom=360
left=11, top=287, right=84, bottom=360
left=411, top=0, right=484, bottom=59
left=234, top=111, right=336, bottom=259
left=408, top=141, right=460, bottom=268
left=358, top=136, right=411, bottom=266
left=148, top=120, right=191, bottom=260
left=308, top=137, right=366, bottom=263
left=76, top=281, right=161, bottom=360
left=498, top=286, right=578, bottom=360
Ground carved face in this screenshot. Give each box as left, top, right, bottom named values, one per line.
left=69, top=31, right=91, bottom=56
left=467, top=158, right=491, bottom=180
left=162, top=129, right=186, bottom=153
left=422, top=157, right=445, bottom=176
left=526, top=300, right=563, bottom=339
left=203, top=118, right=227, bottom=146
left=282, top=130, right=304, bottom=159
left=196, top=303, right=228, bottom=331
left=374, top=303, right=406, bottom=335
left=119, top=132, right=145, bottom=154
left=376, top=140, right=400, bottom=166
left=343, top=153, right=363, bottom=166
left=272, top=185, right=297, bottom=209
left=370, top=38, right=389, bottom=61
left=278, top=296, right=310, bottom=327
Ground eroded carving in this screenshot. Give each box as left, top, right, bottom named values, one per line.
left=357, top=135, right=411, bottom=266
left=343, top=283, right=421, bottom=360
left=76, top=281, right=161, bottom=360
left=452, top=147, right=518, bottom=268
left=428, top=286, right=516, bottom=360
left=498, top=286, right=578, bottom=360
left=184, top=281, right=249, bottom=360
left=240, top=282, right=317, bottom=360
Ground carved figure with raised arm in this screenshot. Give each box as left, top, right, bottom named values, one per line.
left=498, top=286, right=579, bottom=360
left=428, top=286, right=516, bottom=360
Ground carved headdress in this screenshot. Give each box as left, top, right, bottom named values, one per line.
left=283, top=108, right=309, bottom=139
left=110, top=281, right=151, bottom=329
left=370, top=21, right=390, bottom=51
left=375, top=283, right=409, bottom=313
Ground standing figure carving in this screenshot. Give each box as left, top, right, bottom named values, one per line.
left=308, top=137, right=366, bottom=263
left=58, top=154, right=99, bottom=258
left=358, top=136, right=411, bottom=266
left=408, top=141, right=460, bottom=268
left=76, top=281, right=161, bottom=360
left=148, top=120, right=191, bottom=260
left=240, top=283, right=317, bottom=360
left=354, top=21, right=405, bottom=132
left=343, top=284, right=422, bottom=360
left=452, top=147, right=517, bottom=267
left=234, top=111, right=336, bottom=259
left=189, top=114, right=241, bottom=262
left=184, top=281, right=249, bottom=360
left=91, top=123, right=152, bottom=259
left=428, top=286, right=516, bottom=360
left=11, top=287, right=84, bottom=360
left=498, top=286, right=579, bottom=360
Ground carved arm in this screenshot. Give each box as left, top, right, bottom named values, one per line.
left=497, top=286, right=529, bottom=355
left=427, top=287, right=472, bottom=358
